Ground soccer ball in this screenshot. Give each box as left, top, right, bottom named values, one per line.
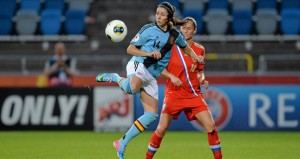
left=105, top=20, right=127, bottom=42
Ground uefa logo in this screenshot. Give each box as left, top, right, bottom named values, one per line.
left=191, top=87, right=232, bottom=131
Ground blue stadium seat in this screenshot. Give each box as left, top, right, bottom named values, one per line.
left=0, top=0, right=17, bottom=16
left=256, top=0, right=277, bottom=10
left=255, top=9, right=278, bottom=35
left=0, top=12, right=13, bottom=35
left=64, top=10, right=86, bottom=35
left=281, top=0, right=300, bottom=10
left=158, top=0, right=181, bottom=11
left=67, top=0, right=91, bottom=13
left=280, top=9, right=300, bottom=35
left=231, top=0, right=253, bottom=10
left=205, top=9, right=229, bottom=35
left=45, top=0, right=65, bottom=13
left=182, top=0, right=205, bottom=11
left=20, top=0, right=42, bottom=13
left=182, top=9, right=203, bottom=34
left=40, top=9, right=62, bottom=35
left=231, top=9, right=253, bottom=35
left=15, top=10, right=39, bottom=35
left=207, top=0, right=228, bottom=10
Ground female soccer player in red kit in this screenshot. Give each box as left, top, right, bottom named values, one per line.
left=145, top=17, right=222, bottom=159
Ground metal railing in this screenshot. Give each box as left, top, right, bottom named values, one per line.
left=1, top=53, right=300, bottom=75
left=206, top=53, right=253, bottom=73
left=258, top=54, right=300, bottom=73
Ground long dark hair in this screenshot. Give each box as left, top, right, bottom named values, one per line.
left=158, top=2, right=185, bottom=28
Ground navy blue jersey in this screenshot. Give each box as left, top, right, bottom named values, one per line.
left=130, top=23, right=187, bottom=78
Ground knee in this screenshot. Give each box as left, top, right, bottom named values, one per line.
left=130, top=84, right=139, bottom=94
left=205, top=122, right=217, bottom=132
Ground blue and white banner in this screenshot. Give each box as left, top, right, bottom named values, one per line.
left=134, top=85, right=300, bottom=131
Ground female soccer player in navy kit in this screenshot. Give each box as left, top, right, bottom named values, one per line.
left=145, top=17, right=222, bottom=159
left=96, top=2, right=204, bottom=159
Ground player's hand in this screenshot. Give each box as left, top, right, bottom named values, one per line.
left=170, top=75, right=182, bottom=87
left=193, top=55, right=204, bottom=64
left=150, top=50, right=161, bottom=59
left=202, top=80, right=209, bottom=89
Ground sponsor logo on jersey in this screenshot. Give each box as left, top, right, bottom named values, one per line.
left=132, top=34, right=140, bottom=42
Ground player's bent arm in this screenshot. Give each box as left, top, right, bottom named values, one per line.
left=197, top=71, right=205, bottom=83
left=161, top=69, right=183, bottom=86
left=127, top=44, right=151, bottom=57
left=198, top=71, right=209, bottom=89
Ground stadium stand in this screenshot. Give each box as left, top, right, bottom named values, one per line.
left=0, top=12, right=13, bottom=35
left=44, top=0, right=65, bottom=13
left=255, top=9, right=278, bottom=35
left=280, top=9, right=300, bottom=35
left=20, top=0, right=42, bottom=13
left=207, top=0, right=229, bottom=10
left=231, top=9, right=253, bottom=35
left=205, top=9, right=229, bottom=35
left=0, top=0, right=299, bottom=75
left=256, top=0, right=277, bottom=10
left=0, top=0, right=17, bottom=17
left=64, top=10, right=86, bottom=35
left=67, top=0, right=92, bottom=13
left=15, top=10, right=39, bottom=35
left=40, top=9, right=62, bottom=35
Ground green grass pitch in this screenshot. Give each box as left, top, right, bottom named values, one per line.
left=0, top=131, right=299, bottom=159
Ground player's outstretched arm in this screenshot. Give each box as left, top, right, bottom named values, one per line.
left=182, top=46, right=204, bottom=63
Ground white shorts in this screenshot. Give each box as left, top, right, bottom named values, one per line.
left=126, top=61, right=158, bottom=100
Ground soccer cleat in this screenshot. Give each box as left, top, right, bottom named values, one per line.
left=113, top=140, right=125, bottom=159
left=96, top=73, right=120, bottom=83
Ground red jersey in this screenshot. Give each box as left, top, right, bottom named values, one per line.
left=165, top=42, right=205, bottom=99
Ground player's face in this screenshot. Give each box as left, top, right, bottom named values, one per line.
left=180, top=20, right=196, bottom=40
left=155, top=7, right=169, bottom=28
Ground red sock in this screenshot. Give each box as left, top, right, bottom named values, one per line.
left=145, top=130, right=164, bottom=159
left=208, top=129, right=222, bottom=159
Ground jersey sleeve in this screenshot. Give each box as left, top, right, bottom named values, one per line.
left=175, top=31, right=187, bottom=48
left=130, top=26, right=148, bottom=47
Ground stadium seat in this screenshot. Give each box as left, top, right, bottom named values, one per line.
left=15, top=10, right=39, bottom=35
left=159, top=0, right=181, bottom=11
left=45, top=0, right=65, bottom=13
left=0, top=0, right=17, bottom=17
left=255, top=9, right=278, bottom=35
left=205, top=9, right=229, bottom=35
left=256, top=0, right=277, bottom=10
left=231, top=9, right=253, bottom=35
left=280, top=9, right=300, bottom=35
left=281, top=0, right=300, bottom=10
left=40, top=9, right=62, bottom=35
left=231, top=0, right=253, bottom=10
left=0, top=12, right=13, bottom=35
left=207, top=0, right=228, bottom=10
left=64, top=10, right=86, bottom=35
left=182, top=0, right=205, bottom=11
left=20, top=0, right=42, bottom=13
left=67, top=0, right=91, bottom=13
left=182, top=9, right=203, bottom=34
